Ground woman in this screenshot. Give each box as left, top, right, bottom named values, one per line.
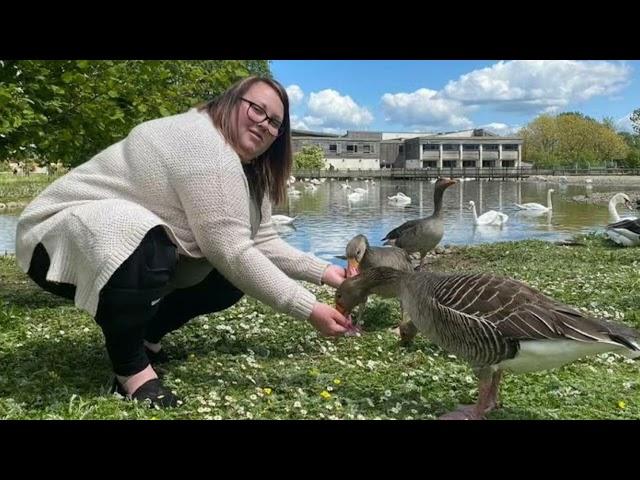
left=15, top=76, right=350, bottom=408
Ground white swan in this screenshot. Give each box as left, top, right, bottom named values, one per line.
left=353, top=187, right=368, bottom=195
left=348, top=191, right=364, bottom=202
left=605, top=193, right=639, bottom=247
left=388, top=192, right=411, bottom=205
left=514, top=188, right=554, bottom=212
left=607, top=193, right=633, bottom=222
left=271, top=214, right=297, bottom=225
left=606, top=218, right=640, bottom=247
left=468, top=201, right=508, bottom=226
left=287, top=187, right=301, bottom=196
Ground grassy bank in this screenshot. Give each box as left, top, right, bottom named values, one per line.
left=0, top=173, right=59, bottom=203
left=1, top=234, right=638, bottom=420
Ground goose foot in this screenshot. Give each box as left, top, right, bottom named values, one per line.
left=439, top=405, right=485, bottom=420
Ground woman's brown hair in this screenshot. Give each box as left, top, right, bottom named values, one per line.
left=199, top=76, right=292, bottom=206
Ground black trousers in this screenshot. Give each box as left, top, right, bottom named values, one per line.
left=27, top=226, right=244, bottom=376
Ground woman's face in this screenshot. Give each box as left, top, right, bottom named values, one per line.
left=234, top=81, right=284, bottom=162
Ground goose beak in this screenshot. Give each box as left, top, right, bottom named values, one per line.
left=346, top=259, right=360, bottom=278
left=625, top=200, right=634, bottom=210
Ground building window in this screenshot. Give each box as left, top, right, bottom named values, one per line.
left=443, top=160, right=456, bottom=168
left=422, top=161, right=437, bottom=168
left=399, top=145, right=404, bottom=153
left=346, top=144, right=358, bottom=153
left=363, top=145, right=371, bottom=154
left=502, top=160, right=515, bottom=167
left=483, top=144, right=499, bottom=151
left=503, top=144, right=518, bottom=151
left=482, top=160, right=496, bottom=168
left=422, top=144, right=439, bottom=151
left=442, top=144, right=457, bottom=151
left=329, top=144, right=337, bottom=153
left=463, top=160, right=476, bottom=168
left=463, top=144, right=479, bottom=151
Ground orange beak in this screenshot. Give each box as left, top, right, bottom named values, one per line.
left=335, top=303, right=347, bottom=316
left=346, top=259, right=360, bottom=278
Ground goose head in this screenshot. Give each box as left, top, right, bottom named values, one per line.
left=345, top=234, right=368, bottom=277
left=335, top=267, right=405, bottom=315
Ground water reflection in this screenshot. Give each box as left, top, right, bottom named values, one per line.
left=2, top=179, right=639, bottom=263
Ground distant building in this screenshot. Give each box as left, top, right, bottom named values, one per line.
left=291, top=128, right=523, bottom=170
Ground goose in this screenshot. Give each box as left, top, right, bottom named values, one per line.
left=353, top=187, right=368, bottom=195
left=335, top=267, right=640, bottom=420
left=343, top=234, right=413, bottom=278
left=607, top=193, right=633, bottom=222
left=381, top=178, right=456, bottom=266
left=468, top=201, right=508, bottom=226
left=271, top=214, right=297, bottom=225
left=342, top=234, right=414, bottom=334
left=287, top=188, right=301, bottom=197
left=514, top=188, right=554, bottom=212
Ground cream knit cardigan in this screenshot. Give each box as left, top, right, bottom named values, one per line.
left=16, top=109, right=328, bottom=320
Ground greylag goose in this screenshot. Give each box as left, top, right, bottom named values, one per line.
left=335, top=267, right=640, bottom=420
left=342, top=234, right=414, bottom=333
left=344, top=234, right=413, bottom=278
left=381, top=178, right=456, bottom=266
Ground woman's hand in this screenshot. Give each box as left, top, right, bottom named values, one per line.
left=308, top=302, right=352, bottom=337
left=321, top=264, right=347, bottom=289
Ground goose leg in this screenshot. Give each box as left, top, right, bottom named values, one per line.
left=398, top=314, right=418, bottom=345
left=438, top=369, right=501, bottom=420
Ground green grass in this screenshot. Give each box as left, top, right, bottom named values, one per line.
left=1, top=234, right=639, bottom=419
left=0, top=173, right=58, bottom=203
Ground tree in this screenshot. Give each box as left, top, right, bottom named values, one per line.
left=521, top=113, right=629, bottom=168
left=0, top=60, right=270, bottom=167
left=293, top=145, right=326, bottom=170
left=602, top=116, right=616, bottom=131
left=618, top=131, right=640, bottom=168
left=631, top=108, right=640, bottom=135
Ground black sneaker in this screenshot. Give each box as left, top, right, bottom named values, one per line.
left=112, top=377, right=180, bottom=408
left=144, top=345, right=170, bottom=364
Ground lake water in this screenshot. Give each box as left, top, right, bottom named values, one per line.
left=2, top=179, right=639, bottom=265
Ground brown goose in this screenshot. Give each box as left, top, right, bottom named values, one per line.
left=343, top=234, right=415, bottom=334
left=344, top=234, right=413, bottom=277
left=335, top=267, right=640, bottom=420
left=381, top=178, right=456, bottom=266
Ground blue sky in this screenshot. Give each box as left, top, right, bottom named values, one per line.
left=270, top=60, right=640, bottom=136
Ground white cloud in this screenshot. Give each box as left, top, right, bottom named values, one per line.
left=290, top=114, right=309, bottom=131
left=479, top=122, right=522, bottom=136
left=442, top=60, right=631, bottom=113
left=286, top=84, right=304, bottom=106
left=380, top=88, right=473, bottom=130
left=615, top=113, right=634, bottom=133
left=306, top=89, right=374, bottom=128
